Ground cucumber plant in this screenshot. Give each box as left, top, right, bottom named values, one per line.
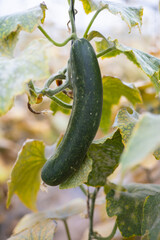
left=1, top=0, right=160, bottom=240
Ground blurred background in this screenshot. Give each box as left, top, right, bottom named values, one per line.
left=0, top=0, right=160, bottom=239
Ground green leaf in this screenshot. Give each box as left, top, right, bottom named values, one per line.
left=79, top=0, right=143, bottom=31
left=0, top=3, right=47, bottom=57
left=7, top=219, right=56, bottom=240
left=91, top=32, right=160, bottom=92
left=101, top=76, right=142, bottom=132
left=142, top=193, right=160, bottom=240
left=59, top=130, right=124, bottom=188
left=50, top=92, right=72, bottom=115
left=87, top=129, right=124, bottom=186
left=7, top=140, right=46, bottom=211
left=0, top=39, right=50, bottom=116
left=106, top=183, right=160, bottom=238
left=59, top=157, right=92, bottom=189
left=119, top=113, right=160, bottom=175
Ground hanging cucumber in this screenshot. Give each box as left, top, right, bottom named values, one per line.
left=41, top=38, right=103, bottom=186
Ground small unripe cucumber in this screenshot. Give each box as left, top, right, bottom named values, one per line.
left=41, top=38, right=103, bottom=186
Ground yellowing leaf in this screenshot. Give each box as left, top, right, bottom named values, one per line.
left=79, top=0, right=143, bottom=31
left=93, top=32, right=160, bottom=92
left=8, top=219, right=56, bottom=240
left=120, top=113, right=160, bottom=175
left=0, top=3, right=47, bottom=57
left=7, top=140, right=46, bottom=211
left=46, top=198, right=86, bottom=220
left=13, top=212, right=46, bottom=234
left=113, top=107, right=139, bottom=146
left=13, top=198, right=86, bottom=235
left=10, top=199, right=85, bottom=240
left=114, top=107, right=160, bottom=161
left=101, top=76, right=142, bottom=132
left=79, top=0, right=94, bottom=13
left=0, top=39, right=50, bottom=116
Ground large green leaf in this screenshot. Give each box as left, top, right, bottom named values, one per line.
left=142, top=193, right=160, bottom=240
left=88, top=31, right=160, bottom=92
left=106, top=183, right=160, bottom=238
left=59, top=130, right=124, bottom=188
left=7, top=140, right=46, bottom=211
left=79, top=0, right=143, bottom=31
left=101, top=76, right=142, bottom=132
left=119, top=113, right=160, bottom=174
left=0, top=3, right=47, bottom=57
left=7, top=219, right=56, bottom=240
left=87, top=129, right=124, bottom=186
left=0, top=39, right=50, bottom=116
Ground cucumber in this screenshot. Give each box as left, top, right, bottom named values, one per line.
left=41, top=38, right=103, bottom=186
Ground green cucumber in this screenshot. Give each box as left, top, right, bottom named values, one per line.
left=41, top=38, right=103, bottom=186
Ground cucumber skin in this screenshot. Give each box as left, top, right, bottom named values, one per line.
left=41, top=38, right=103, bottom=186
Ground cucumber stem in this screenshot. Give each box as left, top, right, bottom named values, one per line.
left=38, top=25, right=76, bottom=46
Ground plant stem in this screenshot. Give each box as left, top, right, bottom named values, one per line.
left=93, top=222, right=118, bottom=240
left=63, top=219, right=72, bottom=240
left=88, top=188, right=100, bottom=240
left=49, top=95, right=72, bottom=109
left=43, top=80, right=70, bottom=96
left=44, top=73, right=66, bottom=89
left=96, top=47, right=115, bottom=58
left=83, top=7, right=106, bottom=39
left=79, top=185, right=88, bottom=196
left=69, top=0, right=77, bottom=35
left=28, top=80, right=36, bottom=91
left=38, top=25, right=76, bottom=46
left=87, top=187, right=90, bottom=218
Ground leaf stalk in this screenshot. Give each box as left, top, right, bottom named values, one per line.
left=83, top=7, right=106, bottom=39
left=63, top=219, right=72, bottom=240
left=38, top=25, right=76, bottom=46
